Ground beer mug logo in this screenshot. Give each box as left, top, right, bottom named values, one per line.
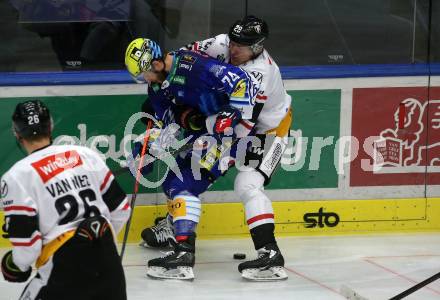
left=373, top=98, right=440, bottom=171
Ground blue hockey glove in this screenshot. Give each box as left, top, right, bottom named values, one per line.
left=126, top=142, right=154, bottom=176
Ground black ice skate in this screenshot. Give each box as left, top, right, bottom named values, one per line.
left=140, top=215, right=174, bottom=248
left=147, top=234, right=195, bottom=280
left=238, top=243, right=288, bottom=281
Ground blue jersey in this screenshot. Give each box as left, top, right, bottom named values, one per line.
left=148, top=50, right=259, bottom=125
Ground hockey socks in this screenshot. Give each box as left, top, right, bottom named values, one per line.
left=174, top=219, right=197, bottom=242
left=250, top=223, right=276, bottom=250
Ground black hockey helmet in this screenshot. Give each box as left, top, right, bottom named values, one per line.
left=12, top=100, right=52, bottom=139
left=228, top=15, right=269, bottom=53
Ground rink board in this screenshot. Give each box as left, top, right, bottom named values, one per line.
left=1, top=76, right=440, bottom=247
left=1, top=197, right=439, bottom=247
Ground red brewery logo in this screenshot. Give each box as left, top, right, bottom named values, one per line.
left=351, top=87, right=440, bottom=186
left=31, top=150, right=83, bottom=183
left=374, top=99, right=440, bottom=169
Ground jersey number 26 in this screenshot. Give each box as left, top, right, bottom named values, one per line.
left=55, top=188, right=100, bottom=225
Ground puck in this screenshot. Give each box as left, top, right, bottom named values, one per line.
left=233, top=253, right=246, bottom=260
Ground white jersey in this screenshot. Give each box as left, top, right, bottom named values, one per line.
left=1, top=144, right=130, bottom=271
left=189, top=34, right=292, bottom=134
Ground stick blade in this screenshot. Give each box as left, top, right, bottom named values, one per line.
left=340, top=285, right=369, bottom=300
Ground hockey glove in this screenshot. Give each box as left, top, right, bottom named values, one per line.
left=140, top=97, right=158, bottom=125
left=1, top=251, right=31, bottom=283
left=213, top=106, right=241, bottom=140
left=176, top=106, right=206, bottom=132
left=127, top=142, right=154, bottom=176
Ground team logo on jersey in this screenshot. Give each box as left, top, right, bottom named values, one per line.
left=161, top=80, right=170, bottom=89
left=172, top=75, right=186, bottom=85
left=181, top=54, right=197, bottom=64
left=199, top=39, right=214, bottom=51
left=209, top=65, right=226, bottom=77
left=231, top=79, right=247, bottom=98
left=179, top=63, right=192, bottom=71
left=0, top=180, right=7, bottom=198
left=31, top=150, right=83, bottom=183
left=250, top=71, right=263, bottom=84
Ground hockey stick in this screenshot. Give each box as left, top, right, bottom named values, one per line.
left=113, top=132, right=237, bottom=177
left=389, top=271, right=440, bottom=300
left=120, top=119, right=153, bottom=261
left=119, top=132, right=237, bottom=260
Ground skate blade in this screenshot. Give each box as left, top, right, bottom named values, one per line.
left=147, top=266, right=194, bottom=281
left=241, top=267, right=288, bottom=281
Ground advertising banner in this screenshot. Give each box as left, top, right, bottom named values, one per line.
left=351, top=87, right=440, bottom=186
left=0, top=89, right=341, bottom=195
left=0, top=95, right=147, bottom=193
left=211, top=89, right=341, bottom=191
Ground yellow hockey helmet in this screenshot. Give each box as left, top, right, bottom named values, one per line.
left=125, top=38, right=163, bottom=77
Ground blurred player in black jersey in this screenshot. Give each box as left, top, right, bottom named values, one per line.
left=1, top=100, right=130, bottom=300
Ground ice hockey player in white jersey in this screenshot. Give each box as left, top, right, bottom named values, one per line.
left=141, top=16, right=291, bottom=281
left=0, top=100, right=130, bottom=299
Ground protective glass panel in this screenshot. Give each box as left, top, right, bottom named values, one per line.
left=248, top=0, right=429, bottom=65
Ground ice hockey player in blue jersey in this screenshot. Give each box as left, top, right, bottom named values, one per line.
left=125, top=38, right=261, bottom=280
left=128, top=15, right=291, bottom=282
left=126, top=38, right=259, bottom=134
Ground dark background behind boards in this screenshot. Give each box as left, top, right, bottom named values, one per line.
left=0, top=0, right=438, bottom=72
